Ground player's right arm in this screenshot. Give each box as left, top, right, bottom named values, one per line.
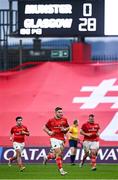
left=43, top=125, right=54, bottom=136
left=9, top=133, right=13, bottom=141
left=80, top=129, right=92, bottom=137
left=9, top=128, right=13, bottom=141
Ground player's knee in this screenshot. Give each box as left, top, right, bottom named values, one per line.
left=55, top=151, right=62, bottom=158
left=16, top=150, right=21, bottom=157
left=85, top=150, right=89, bottom=155
left=91, top=150, right=97, bottom=156
left=70, top=147, right=75, bottom=153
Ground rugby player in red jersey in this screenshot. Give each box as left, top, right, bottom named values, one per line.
left=8, top=116, right=30, bottom=171
left=80, top=114, right=100, bottom=170
left=43, top=107, right=69, bottom=176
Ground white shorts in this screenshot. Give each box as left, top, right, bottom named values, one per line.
left=83, top=141, right=99, bottom=152
left=13, top=142, right=25, bottom=153
left=50, top=138, right=64, bottom=149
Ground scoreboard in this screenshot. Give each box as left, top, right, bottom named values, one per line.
left=18, top=0, right=118, bottom=37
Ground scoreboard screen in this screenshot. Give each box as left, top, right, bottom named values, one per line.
left=17, top=0, right=118, bottom=37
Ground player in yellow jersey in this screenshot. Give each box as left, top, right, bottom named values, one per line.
left=68, top=120, right=79, bottom=165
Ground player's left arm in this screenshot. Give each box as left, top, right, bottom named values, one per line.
left=61, top=120, right=70, bottom=133
left=21, top=127, right=30, bottom=136
left=61, top=126, right=70, bottom=133
left=96, top=129, right=100, bottom=136
left=94, top=124, right=100, bottom=136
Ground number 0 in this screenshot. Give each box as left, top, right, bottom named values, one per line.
left=83, top=3, right=92, bottom=17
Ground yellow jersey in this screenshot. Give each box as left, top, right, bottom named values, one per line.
left=68, top=125, right=79, bottom=140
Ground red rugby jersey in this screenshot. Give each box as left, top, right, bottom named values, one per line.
left=81, top=122, right=100, bottom=141
left=10, top=125, right=29, bottom=143
left=45, top=117, right=69, bottom=141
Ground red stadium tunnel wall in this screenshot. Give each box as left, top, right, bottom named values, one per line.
left=72, top=42, right=91, bottom=63
left=0, top=62, right=118, bottom=163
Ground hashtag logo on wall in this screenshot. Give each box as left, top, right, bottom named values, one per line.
left=73, top=78, right=118, bottom=109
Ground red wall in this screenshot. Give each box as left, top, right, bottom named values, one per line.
left=72, top=42, right=91, bottom=63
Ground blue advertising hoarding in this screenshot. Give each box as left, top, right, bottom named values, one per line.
left=0, top=147, right=118, bottom=164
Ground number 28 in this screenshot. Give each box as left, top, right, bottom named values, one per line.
left=78, top=18, right=96, bottom=31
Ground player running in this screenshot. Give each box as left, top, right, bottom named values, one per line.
left=8, top=116, right=30, bottom=171
left=80, top=114, right=100, bottom=170
left=43, top=107, right=69, bottom=176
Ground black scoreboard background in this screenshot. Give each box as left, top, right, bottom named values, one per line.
left=18, top=0, right=104, bottom=37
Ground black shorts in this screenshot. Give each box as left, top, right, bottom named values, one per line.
left=69, top=139, right=78, bottom=148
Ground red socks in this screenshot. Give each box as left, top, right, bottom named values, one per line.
left=9, top=156, right=17, bottom=162
left=91, top=154, right=96, bottom=168
left=47, top=153, right=56, bottom=160
left=56, top=157, right=62, bottom=169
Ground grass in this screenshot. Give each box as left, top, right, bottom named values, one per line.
left=0, top=163, right=118, bottom=179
